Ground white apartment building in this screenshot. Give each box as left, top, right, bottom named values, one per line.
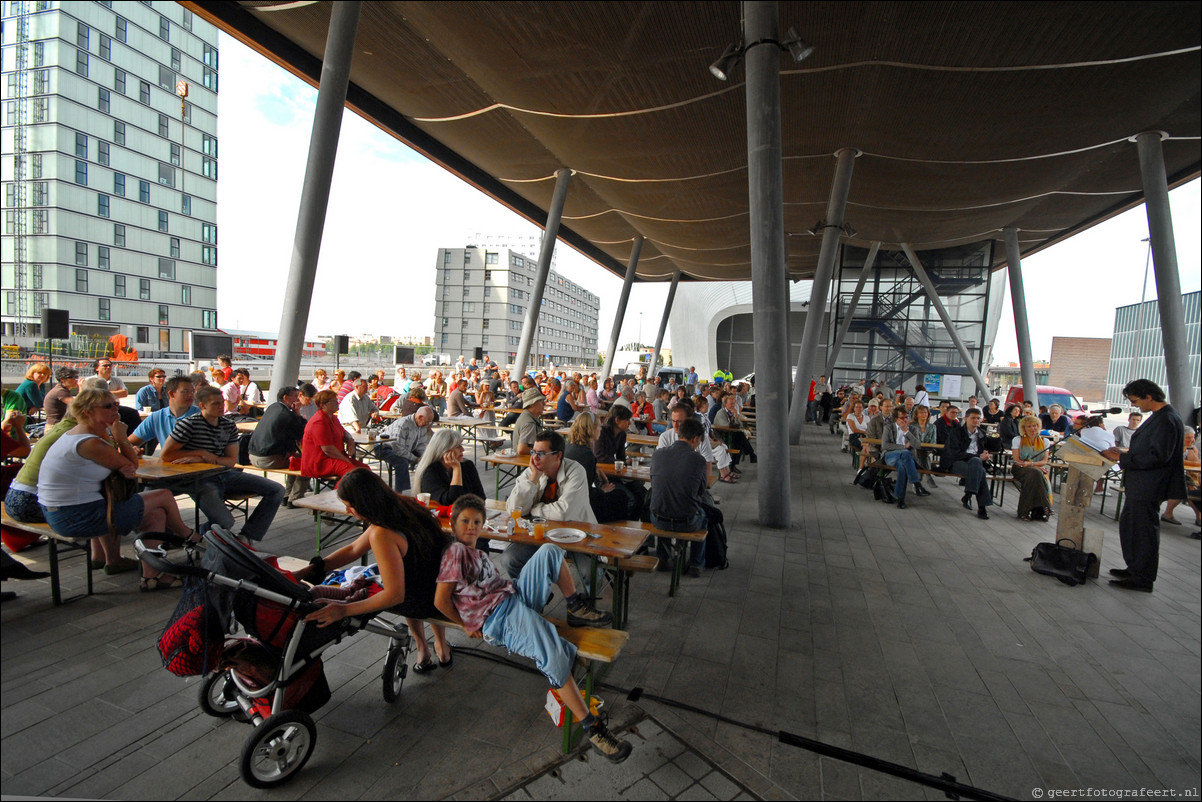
left=2, top=0, right=219, bottom=355
left=434, top=245, right=600, bottom=368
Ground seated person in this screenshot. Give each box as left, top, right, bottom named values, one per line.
left=91, top=358, right=129, bottom=399
left=433, top=495, right=630, bottom=762
left=14, top=363, right=50, bottom=415
left=557, top=380, right=584, bottom=424
left=297, top=382, right=319, bottom=420
left=1112, top=412, right=1142, bottom=449
left=998, top=403, right=1023, bottom=444
left=377, top=406, right=434, bottom=493
left=303, top=469, right=453, bottom=673
left=336, top=370, right=358, bottom=403
left=248, top=386, right=309, bottom=505
left=338, top=378, right=380, bottom=432
left=860, top=398, right=894, bottom=463
left=135, top=368, right=169, bottom=413
left=414, top=428, right=485, bottom=506
left=161, top=386, right=285, bottom=544
left=129, top=376, right=200, bottom=457
left=938, top=407, right=995, bottom=519
left=982, top=398, right=1005, bottom=425
left=713, top=393, right=757, bottom=466
left=1161, top=426, right=1199, bottom=527
left=4, top=415, right=76, bottom=523
left=222, top=369, right=262, bottom=418
left=503, top=431, right=598, bottom=583
left=565, top=413, right=630, bottom=523
left=446, top=379, right=477, bottom=418
left=934, top=404, right=960, bottom=445
left=881, top=407, right=930, bottom=508
left=1011, top=415, right=1053, bottom=521
left=650, top=417, right=709, bottom=577
left=43, top=367, right=79, bottom=427
left=1039, top=404, right=1072, bottom=435
left=301, top=390, right=368, bottom=479
left=512, top=387, right=546, bottom=456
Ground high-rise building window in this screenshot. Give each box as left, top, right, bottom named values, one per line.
left=203, top=43, right=218, bottom=68
left=114, top=224, right=125, bottom=246
left=97, top=193, right=110, bottom=218
left=171, top=48, right=181, bottom=72
left=182, top=101, right=191, bottom=124
left=203, top=67, right=218, bottom=92
left=74, top=160, right=87, bottom=185
left=33, top=40, right=44, bottom=66
left=32, top=264, right=42, bottom=289
left=75, top=131, right=87, bottom=157
left=136, top=325, right=148, bottom=341
left=114, top=173, right=125, bottom=196
left=32, top=97, right=48, bottom=122
left=114, top=275, right=126, bottom=296
left=202, top=223, right=217, bottom=244
left=139, top=180, right=150, bottom=203
left=202, top=134, right=218, bottom=157
left=98, top=246, right=110, bottom=270
left=202, top=246, right=217, bottom=266
left=115, top=16, right=127, bottom=42
left=76, top=269, right=88, bottom=293
left=159, top=65, right=173, bottom=91
left=76, top=49, right=88, bottom=77
left=181, top=194, right=191, bottom=215
left=76, top=241, right=88, bottom=266
left=98, top=86, right=110, bottom=112
left=202, top=158, right=217, bottom=180
left=159, top=16, right=170, bottom=41
left=99, top=33, right=111, bottom=60
left=98, top=141, right=110, bottom=166
left=99, top=298, right=111, bottom=321
left=114, top=68, right=126, bottom=93
left=114, top=121, right=124, bottom=145
left=140, top=279, right=151, bottom=300
left=202, top=310, right=217, bottom=328
left=158, top=113, right=169, bottom=137
left=158, top=210, right=169, bottom=232
left=158, top=305, right=169, bottom=325
left=77, top=21, right=90, bottom=49
left=170, top=237, right=180, bottom=258
left=158, top=258, right=175, bottom=279
left=139, top=80, right=151, bottom=105
left=182, top=9, right=193, bottom=31
left=485, top=252, right=499, bottom=265
left=181, top=285, right=191, bottom=305
left=158, top=162, right=174, bottom=187
left=170, top=143, right=180, bottom=166
left=31, top=210, right=47, bottom=233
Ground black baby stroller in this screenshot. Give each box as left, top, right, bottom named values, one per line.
left=138, top=528, right=413, bottom=788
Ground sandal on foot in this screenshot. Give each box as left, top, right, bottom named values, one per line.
left=412, top=658, right=437, bottom=674
left=719, top=475, right=738, bottom=484
left=105, top=557, right=141, bottom=575
left=139, top=575, right=180, bottom=592
left=438, top=649, right=453, bottom=669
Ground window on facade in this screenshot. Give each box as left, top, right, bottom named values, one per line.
left=170, top=143, right=180, bottom=166
left=170, top=237, right=180, bottom=258
left=463, top=287, right=470, bottom=297
left=202, top=158, right=216, bottom=180
left=485, top=252, right=498, bottom=265
left=33, top=68, right=49, bottom=93
left=159, top=258, right=175, bottom=279
left=202, top=246, right=217, bottom=266
left=75, top=131, right=88, bottom=157
left=100, top=33, right=111, bottom=60
left=181, top=194, right=191, bottom=215
left=171, top=48, right=181, bottom=72
left=182, top=9, right=193, bottom=30
left=139, top=81, right=150, bottom=105
left=484, top=286, right=492, bottom=297
left=98, top=246, right=110, bottom=269
left=136, top=325, right=148, bottom=341
left=76, top=269, right=88, bottom=293
left=181, top=285, right=190, bottom=305
left=75, top=241, right=88, bottom=266
left=443, top=252, right=451, bottom=265
left=201, top=223, right=217, bottom=244
left=202, top=134, right=218, bottom=157
left=77, top=21, right=90, bottom=49
left=114, top=121, right=125, bottom=145
left=158, top=162, right=173, bottom=187
left=203, top=67, right=217, bottom=92
left=98, top=87, right=110, bottom=113
left=113, top=173, right=125, bottom=196
left=30, top=181, right=47, bottom=205
left=158, top=305, right=169, bottom=325
left=182, top=101, right=192, bottom=124
left=30, top=210, right=46, bottom=233
left=32, top=97, right=47, bottom=122
left=114, top=224, right=125, bottom=246
left=76, top=49, right=88, bottom=77
left=99, top=298, right=111, bottom=320
left=158, top=210, right=169, bottom=232
left=139, top=180, right=150, bottom=203
left=115, top=16, right=127, bottom=42
left=159, top=65, right=173, bottom=91
left=98, top=141, right=109, bottom=166
left=74, top=160, right=87, bottom=185
left=203, top=43, right=218, bottom=68
left=464, top=251, right=471, bottom=264
left=97, top=193, right=110, bottom=218
left=482, top=319, right=490, bottom=330
left=202, top=310, right=216, bottom=329
left=159, top=16, right=170, bottom=41
left=33, top=40, right=44, bottom=66
left=463, top=302, right=476, bottom=313
left=140, top=279, right=151, bottom=300
left=32, top=264, right=43, bottom=289
left=158, top=113, right=169, bottom=137
left=463, top=270, right=471, bottom=282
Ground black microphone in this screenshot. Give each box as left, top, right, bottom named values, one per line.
left=1088, top=406, right=1124, bottom=416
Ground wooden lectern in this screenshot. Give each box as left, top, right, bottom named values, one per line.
left=1054, top=437, right=1116, bottom=578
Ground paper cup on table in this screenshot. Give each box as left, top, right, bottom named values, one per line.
left=615, top=460, right=626, bottom=471
left=417, top=492, right=432, bottom=506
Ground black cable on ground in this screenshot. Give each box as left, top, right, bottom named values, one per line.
left=447, top=646, right=1016, bottom=802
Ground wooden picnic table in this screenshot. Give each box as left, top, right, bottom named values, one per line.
left=136, top=457, right=227, bottom=530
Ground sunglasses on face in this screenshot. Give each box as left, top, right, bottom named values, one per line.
left=531, top=451, right=559, bottom=459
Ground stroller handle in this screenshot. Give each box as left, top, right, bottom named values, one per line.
left=134, top=538, right=210, bottom=578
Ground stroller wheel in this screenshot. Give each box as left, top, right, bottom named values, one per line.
left=382, top=640, right=409, bottom=704
left=199, top=671, right=243, bottom=719
left=239, top=710, right=317, bottom=788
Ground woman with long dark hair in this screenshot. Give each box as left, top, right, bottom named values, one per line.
left=304, top=468, right=453, bottom=672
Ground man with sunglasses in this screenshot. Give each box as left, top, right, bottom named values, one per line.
left=91, top=358, right=128, bottom=399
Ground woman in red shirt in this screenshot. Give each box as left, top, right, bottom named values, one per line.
left=301, top=390, right=367, bottom=478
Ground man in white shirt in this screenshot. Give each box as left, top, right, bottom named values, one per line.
left=91, top=358, right=128, bottom=398
left=222, top=369, right=260, bottom=417
left=913, top=383, right=931, bottom=409
left=659, top=404, right=715, bottom=477
left=1112, top=412, right=1142, bottom=449
left=337, top=378, right=378, bottom=432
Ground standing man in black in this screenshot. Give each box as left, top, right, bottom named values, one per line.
left=940, top=407, right=994, bottom=519
left=249, top=386, right=308, bottom=506
left=1100, top=379, right=1185, bottom=593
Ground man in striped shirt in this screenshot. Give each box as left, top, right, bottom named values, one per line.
left=160, top=386, right=285, bottom=543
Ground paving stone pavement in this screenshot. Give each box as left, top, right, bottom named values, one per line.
left=2, top=423, right=1200, bottom=799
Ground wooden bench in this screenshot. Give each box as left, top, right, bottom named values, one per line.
left=235, top=464, right=338, bottom=494
left=608, top=554, right=658, bottom=628
left=860, top=460, right=1016, bottom=505
left=1, top=505, right=94, bottom=606
left=614, top=520, right=705, bottom=597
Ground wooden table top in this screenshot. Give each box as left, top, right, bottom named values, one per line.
left=136, top=457, right=227, bottom=481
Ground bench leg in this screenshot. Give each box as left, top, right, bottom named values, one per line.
left=669, top=539, right=686, bottom=597
left=50, top=538, right=62, bottom=606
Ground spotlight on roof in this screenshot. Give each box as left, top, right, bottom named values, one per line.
left=782, top=28, right=814, bottom=63
left=841, top=224, right=858, bottom=239
left=709, top=42, right=742, bottom=81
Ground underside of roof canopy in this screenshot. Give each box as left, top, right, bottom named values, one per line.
left=190, top=1, right=1202, bottom=283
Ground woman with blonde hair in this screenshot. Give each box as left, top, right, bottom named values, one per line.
left=312, top=368, right=332, bottom=392
left=15, top=363, right=50, bottom=414
left=566, top=413, right=629, bottom=522
left=1011, top=415, right=1052, bottom=521
left=413, top=428, right=485, bottom=506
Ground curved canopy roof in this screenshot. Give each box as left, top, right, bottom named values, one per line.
left=192, top=1, right=1201, bottom=282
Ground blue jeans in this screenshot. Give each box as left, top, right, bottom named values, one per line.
left=883, top=449, right=920, bottom=500
left=482, top=543, right=578, bottom=687
left=193, top=470, right=285, bottom=541
left=652, top=510, right=707, bottom=567
left=375, top=444, right=411, bottom=492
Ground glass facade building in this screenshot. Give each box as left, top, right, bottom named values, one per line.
left=1104, top=290, right=1200, bottom=406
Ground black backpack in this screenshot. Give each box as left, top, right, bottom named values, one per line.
left=700, top=501, right=729, bottom=570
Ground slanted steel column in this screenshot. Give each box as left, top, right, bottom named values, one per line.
left=649, top=270, right=680, bottom=377
left=788, top=148, right=858, bottom=442
left=1003, top=228, right=1039, bottom=408
left=825, top=241, right=880, bottom=378
left=514, top=168, right=572, bottom=375
left=744, top=0, right=790, bottom=528
left=901, top=243, right=991, bottom=399
left=600, top=236, right=643, bottom=383
left=270, top=2, right=361, bottom=394
left=1135, top=132, right=1195, bottom=411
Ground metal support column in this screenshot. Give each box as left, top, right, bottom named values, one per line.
left=788, top=148, right=857, bottom=442
left=825, top=241, right=880, bottom=378
left=600, top=236, right=643, bottom=383
left=514, top=168, right=572, bottom=376
left=1135, top=132, right=1195, bottom=411
left=901, top=243, right=991, bottom=399
left=1003, top=228, right=1039, bottom=408
left=744, top=0, right=790, bottom=528
left=269, top=2, right=361, bottom=394
left=648, top=271, right=680, bottom=378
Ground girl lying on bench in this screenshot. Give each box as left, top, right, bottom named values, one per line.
left=433, top=495, right=633, bottom=763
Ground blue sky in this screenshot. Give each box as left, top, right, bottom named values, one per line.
left=213, top=33, right=1201, bottom=363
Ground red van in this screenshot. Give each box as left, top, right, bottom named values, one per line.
left=1003, top=385, right=1088, bottom=419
